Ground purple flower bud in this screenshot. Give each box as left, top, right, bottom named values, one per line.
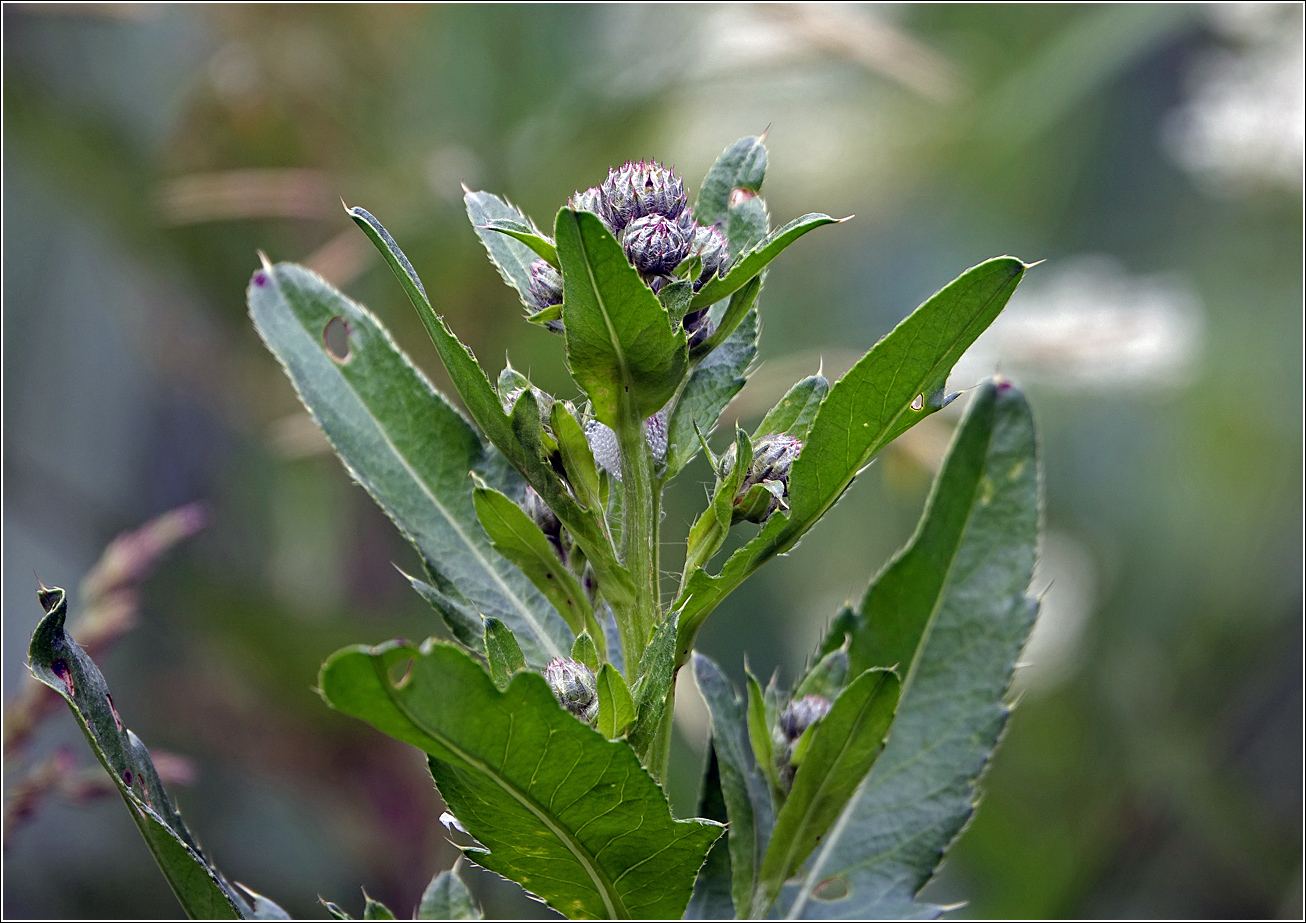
left=544, top=657, right=598, bottom=722
left=569, top=186, right=615, bottom=233
left=719, top=433, right=804, bottom=523
left=622, top=213, right=693, bottom=276
left=780, top=694, right=832, bottom=741
left=601, top=160, right=687, bottom=232
left=528, top=259, right=564, bottom=313
left=690, top=224, right=729, bottom=290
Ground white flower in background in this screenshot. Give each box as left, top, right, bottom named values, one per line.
left=1162, top=2, right=1304, bottom=193
left=953, top=255, right=1204, bottom=392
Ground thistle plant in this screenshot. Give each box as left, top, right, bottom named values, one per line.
left=26, top=136, right=1042, bottom=920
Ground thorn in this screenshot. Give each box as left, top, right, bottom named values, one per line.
left=256, top=250, right=273, bottom=272
left=34, top=570, right=48, bottom=592
left=816, top=355, right=825, bottom=378
left=837, top=214, right=855, bottom=222
left=759, top=124, right=772, bottom=143
left=339, top=197, right=351, bottom=213
left=460, top=182, right=473, bottom=195
left=1022, top=258, right=1047, bottom=269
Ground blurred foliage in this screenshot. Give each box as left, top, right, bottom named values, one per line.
left=3, top=4, right=1300, bottom=919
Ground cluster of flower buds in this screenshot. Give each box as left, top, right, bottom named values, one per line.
left=564, top=161, right=729, bottom=343
left=544, top=657, right=598, bottom=723
left=718, top=433, right=804, bottom=523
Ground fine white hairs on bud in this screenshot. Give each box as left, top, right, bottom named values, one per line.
left=544, top=657, right=598, bottom=723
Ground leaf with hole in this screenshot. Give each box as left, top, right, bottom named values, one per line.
left=248, top=261, right=572, bottom=667
left=319, top=639, right=722, bottom=920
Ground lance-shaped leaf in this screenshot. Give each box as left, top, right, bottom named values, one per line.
left=27, top=587, right=268, bottom=920
left=693, top=653, right=776, bottom=918
left=673, top=257, right=1029, bottom=665
left=555, top=208, right=689, bottom=428
left=625, top=614, right=678, bottom=761
left=320, top=640, right=722, bottom=920
left=401, top=569, right=486, bottom=656
left=786, top=381, right=1040, bottom=919
left=484, top=617, right=526, bottom=691
left=697, top=135, right=768, bottom=228
left=465, top=191, right=544, bottom=307
left=690, top=214, right=844, bottom=310
left=470, top=477, right=600, bottom=646
left=684, top=748, right=735, bottom=920
left=751, top=668, right=899, bottom=918
left=480, top=218, right=557, bottom=267
left=755, top=373, right=829, bottom=441
left=667, top=307, right=758, bottom=476
left=248, top=261, right=571, bottom=667
left=595, top=663, right=635, bottom=738
left=348, top=207, right=635, bottom=608
left=745, top=667, right=782, bottom=802
left=418, top=861, right=482, bottom=920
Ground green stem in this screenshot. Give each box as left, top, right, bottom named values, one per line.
left=678, top=506, right=727, bottom=598
left=616, top=409, right=659, bottom=675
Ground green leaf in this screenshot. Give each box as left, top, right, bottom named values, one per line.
left=752, top=668, right=900, bottom=918
left=484, top=617, right=526, bottom=690
left=786, top=381, right=1040, bottom=919
left=667, top=307, right=758, bottom=476
left=683, top=749, right=735, bottom=920
left=658, top=278, right=696, bottom=328
left=696, top=135, right=768, bottom=228
left=471, top=478, right=597, bottom=645
left=725, top=194, right=771, bottom=259
left=693, top=653, right=776, bottom=918
left=551, top=402, right=604, bottom=513
left=248, top=260, right=571, bottom=667
left=815, top=606, right=858, bottom=662
left=691, top=214, right=843, bottom=310
left=26, top=587, right=258, bottom=920
left=481, top=218, right=558, bottom=267
left=418, top=862, right=482, bottom=920
left=595, top=662, right=636, bottom=738
left=400, top=569, right=486, bottom=656
left=672, top=257, right=1028, bottom=666
left=320, top=640, right=722, bottom=920
left=745, top=667, right=782, bottom=803
left=793, top=646, right=850, bottom=701
left=464, top=191, right=544, bottom=307
left=625, top=614, right=679, bottom=762
left=363, top=893, right=397, bottom=920
left=572, top=632, right=600, bottom=673
left=689, top=272, right=761, bottom=362
left=555, top=208, right=689, bottom=427
left=348, top=206, right=635, bottom=611
left=755, top=373, right=829, bottom=441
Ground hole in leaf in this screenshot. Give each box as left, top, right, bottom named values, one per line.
left=106, top=693, right=123, bottom=731
left=51, top=659, right=75, bottom=698
left=387, top=657, right=415, bottom=689
left=324, top=317, right=352, bottom=362
left=728, top=187, right=756, bottom=207
left=813, top=876, right=849, bottom=901
left=910, top=393, right=924, bottom=411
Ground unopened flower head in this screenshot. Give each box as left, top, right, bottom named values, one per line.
left=780, top=694, right=832, bottom=741
left=691, top=224, right=729, bottom=290
left=601, top=160, right=687, bottom=232
left=621, top=212, right=694, bottom=277
left=544, top=657, right=598, bottom=723
left=528, top=259, right=564, bottom=314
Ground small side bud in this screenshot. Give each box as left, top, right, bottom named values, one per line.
left=569, top=186, right=610, bottom=226
left=528, top=259, right=564, bottom=313
left=690, top=224, right=729, bottom=290
left=719, top=433, right=804, bottom=523
left=544, top=657, right=598, bottom=723
left=780, top=694, right=832, bottom=742
left=522, top=486, right=561, bottom=542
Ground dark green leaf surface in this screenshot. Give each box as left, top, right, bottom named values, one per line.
left=595, top=662, right=635, bottom=738
left=320, top=640, right=721, bottom=920
left=755, top=374, right=829, bottom=441
left=786, top=381, right=1040, bottom=919
left=696, top=135, right=768, bottom=228
left=248, top=261, right=571, bottom=667
left=349, top=207, right=634, bottom=607
left=691, top=214, right=843, bottom=310
left=484, top=617, right=526, bottom=690
left=673, top=257, right=1027, bottom=665
left=555, top=208, right=689, bottom=427
left=626, top=614, right=678, bottom=761
left=725, top=195, right=771, bottom=259
left=690, top=275, right=760, bottom=362
left=27, top=588, right=253, bottom=919
left=693, top=654, right=776, bottom=918
left=667, top=308, right=758, bottom=476
left=402, top=569, right=486, bottom=655
left=471, top=479, right=597, bottom=643
left=683, top=749, right=735, bottom=920
left=418, top=863, right=482, bottom=920
left=745, top=667, right=782, bottom=802
left=363, top=894, right=397, bottom=920
left=753, top=668, right=899, bottom=917
left=465, top=191, right=544, bottom=307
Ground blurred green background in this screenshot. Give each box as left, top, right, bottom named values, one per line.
left=4, top=3, right=1301, bottom=919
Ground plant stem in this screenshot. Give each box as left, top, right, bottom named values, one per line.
left=616, top=410, right=659, bottom=674
left=647, top=680, right=677, bottom=783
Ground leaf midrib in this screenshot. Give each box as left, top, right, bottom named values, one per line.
left=267, top=270, right=566, bottom=662
left=570, top=213, right=635, bottom=420
left=375, top=659, right=628, bottom=919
